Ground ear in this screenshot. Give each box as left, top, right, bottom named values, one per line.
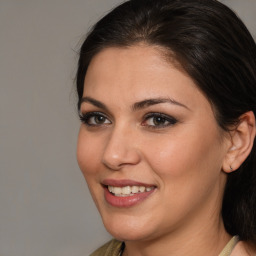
left=222, top=111, right=256, bottom=173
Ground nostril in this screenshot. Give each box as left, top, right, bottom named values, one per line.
left=102, top=149, right=141, bottom=170
left=101, top=128, right=141, bottom=169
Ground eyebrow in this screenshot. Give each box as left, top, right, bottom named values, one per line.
left=80, top=97, right=109, bottom=111
left=80, top=96, right=190, bottom=111
left=132, top=98, right=190, bottom=111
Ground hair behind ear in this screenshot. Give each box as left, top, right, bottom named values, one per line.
left=222, top=112, right=256, bottom=242
left=222, top=111, right=256, bottom=173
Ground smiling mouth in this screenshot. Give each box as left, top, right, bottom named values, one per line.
left=108, top=185, right=155, bottom=197
left=102, top=180, right=156, bottom=207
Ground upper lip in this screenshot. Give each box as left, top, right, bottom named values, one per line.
left=102, top=179, right=156, bottom=187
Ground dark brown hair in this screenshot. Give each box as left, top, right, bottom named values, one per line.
left=76, top=0, right=256, bottom=243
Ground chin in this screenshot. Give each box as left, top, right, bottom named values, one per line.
left=107, top=227, right=151, bottom=242
left=102, top=214, right=156, bottom=242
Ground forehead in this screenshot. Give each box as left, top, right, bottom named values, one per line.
left=83, top=45, right=210, bottom=112
left=86, top=45, right=173, bottom=80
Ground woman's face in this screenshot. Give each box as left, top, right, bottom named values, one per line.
left=77, top=45, right=229, bottom=242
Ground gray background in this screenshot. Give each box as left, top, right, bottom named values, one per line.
left=0, top=1, right=255, bottom=255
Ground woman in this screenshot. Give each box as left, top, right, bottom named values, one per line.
left=76, top=0, right=256, bottom=255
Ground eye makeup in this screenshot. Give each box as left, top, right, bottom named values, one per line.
left=79, top=112, right=111, bottom=126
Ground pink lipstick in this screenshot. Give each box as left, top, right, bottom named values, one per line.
left=102, top=179, right=156, bottom=208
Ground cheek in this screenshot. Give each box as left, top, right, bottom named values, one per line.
left=77, top=128, right=105, bottom=210
left=142, top=128, right=225, bottom=223
left=77, top=128, right=102, bottom=179
left=143, top=125, right=224, bottom=187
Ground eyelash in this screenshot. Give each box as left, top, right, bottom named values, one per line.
left=142, top=112, right=177, bottom=129
left=79, top=112, right=111, bottom=126
left=79, top=112, right=177, bottom=129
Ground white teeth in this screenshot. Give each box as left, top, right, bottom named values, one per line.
left=139, top=186, right=146, bottom=192
left=114, top=187, right=122, bottom=195
left=131, top=186, right=139, bottom=193
left=122, top=186, right=131, bottom=195
left=108, top=185, right=154, bottom=196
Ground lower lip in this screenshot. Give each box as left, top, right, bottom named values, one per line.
left=104, top=187, right=155, bottom=208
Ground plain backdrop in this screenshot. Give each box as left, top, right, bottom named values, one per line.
left=0, top=1, right=255, bottom=255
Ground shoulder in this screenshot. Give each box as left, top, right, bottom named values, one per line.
left=89, top=239, right=123, bottom=256
left=231, top=241, right=256, bottom=256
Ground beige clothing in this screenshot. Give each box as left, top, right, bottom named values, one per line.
left=90, top=235, right=239, bottom=256
left=219, top=236, right=239, bottom=256
left=90, top=240, right=123, bottom=256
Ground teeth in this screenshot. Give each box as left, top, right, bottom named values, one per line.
left=114, top=187, right=122, bottom=195
left=108, top=185, right=154, bottom=196
left=139, top=186, right=146, bottom=192
left=122, top=186, right=131, bottom=195
left=131, top=186, right=139, bottom=193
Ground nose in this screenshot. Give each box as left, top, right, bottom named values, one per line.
left=102, top=125, right=141, bottom=170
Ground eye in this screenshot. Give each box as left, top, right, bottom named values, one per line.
left=79, top=112, right=111, bottom=126
left=142, top=113, right=177, bottom=128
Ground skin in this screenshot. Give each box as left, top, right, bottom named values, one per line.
left=77, top=45, right=242, bottom=255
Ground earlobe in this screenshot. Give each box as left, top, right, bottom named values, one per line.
left=222, top=111, right=256, bottom=173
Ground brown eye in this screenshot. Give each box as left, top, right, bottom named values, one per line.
left=93, top=115, right=107, bottom=124
left=142, top=113, right=177, bottom=128
left=79, top=112, right=111, bottom=126
left=152, top=116, right=168, bottom=126
left=87, top=114, right=111, bottom=125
